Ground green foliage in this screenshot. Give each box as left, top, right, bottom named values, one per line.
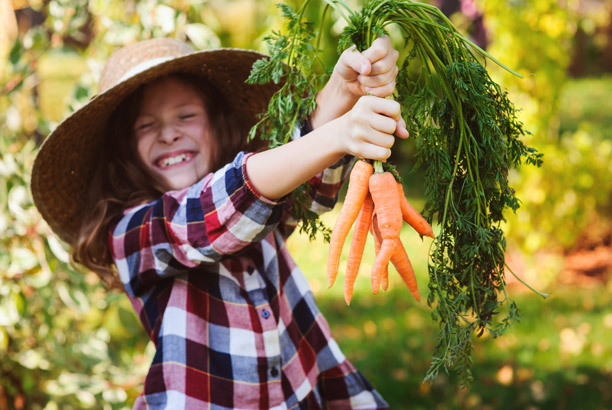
left=289, top=225, right=612, bottom=409
left=559, top=77, right=612, bottom=140
left=247, top=2, right=331, bottom=241
left=1, top=32, right=148, bottom=410
left=476, top=0, right=575, bottom=140
left=254, top=0, right=541, bottom=385
left=316, top=282, right=612, bottom=410
left=507, top=127, right=612, bottom=253
left=478, top=0, right=612, bottom=257
left=0, top=0, right=245, bottom=407
left=247, top=3, right=321, bottom=149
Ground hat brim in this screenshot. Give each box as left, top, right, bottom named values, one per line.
left=31, top=48, right=280, bottom=244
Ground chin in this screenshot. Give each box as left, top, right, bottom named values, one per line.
left=168, top=180, right=194, bottom=191
left=167, top=174, right=202, bottom=191
left=155, top=166, right=205, bottom=191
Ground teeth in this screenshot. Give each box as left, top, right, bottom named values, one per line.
left=159, top=153, right=190, bottom=168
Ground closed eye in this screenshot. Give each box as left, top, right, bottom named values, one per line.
left=136, top=122, right=154, bottom=131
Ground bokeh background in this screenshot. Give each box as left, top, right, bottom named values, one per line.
left=1, top=0, right=612, bottom=409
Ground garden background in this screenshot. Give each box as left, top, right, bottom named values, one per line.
left=1, top=0, right=612, bottom=408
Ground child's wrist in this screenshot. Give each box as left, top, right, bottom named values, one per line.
left=330, top=70, right=360, bottom=104
left=311, top=74, right=358, bottom=129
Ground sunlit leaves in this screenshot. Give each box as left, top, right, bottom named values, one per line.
left=328, top=0, right=542, bottom=386
left=247, top=2, right=328, bottom=241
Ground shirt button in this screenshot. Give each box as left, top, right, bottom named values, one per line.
left=270, top=367, right=279, bottom=378
left=261, top=309, right=270, bottom=319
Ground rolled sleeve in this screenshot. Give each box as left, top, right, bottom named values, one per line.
left=293, top=121, right=355, bottom=215
left=111, top=151, right=286, bottom=294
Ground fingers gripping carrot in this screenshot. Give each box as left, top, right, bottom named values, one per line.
left=369, top=172, right=402, bottom=294
left=390, top=237, right=420, bottom=302
left=398, top=182, right=435, bottom=239
left=327, top=160, right=374, bottom=288
left=344, top=193, right=374, bottom=305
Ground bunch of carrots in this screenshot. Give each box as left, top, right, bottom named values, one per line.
left=327, top=159, right=434, bottom=305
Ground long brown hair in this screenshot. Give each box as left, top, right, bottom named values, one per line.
left=72, top=74, right=266, bottom=289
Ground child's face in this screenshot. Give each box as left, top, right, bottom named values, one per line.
left=134, top=77, right=216, bottom=191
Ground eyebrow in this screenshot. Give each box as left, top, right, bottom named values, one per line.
left=136, top=101, right=205, bottom=118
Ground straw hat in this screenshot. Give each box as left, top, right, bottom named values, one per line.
left=31, top=38, right=280, bottom=244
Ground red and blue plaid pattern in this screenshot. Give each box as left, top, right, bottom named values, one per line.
left=111, top=132, right=388, bottom=409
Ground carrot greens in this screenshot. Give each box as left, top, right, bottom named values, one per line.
left=247, top=3, right=332, bottom=241
left=247, top=0, right=543, bottom=386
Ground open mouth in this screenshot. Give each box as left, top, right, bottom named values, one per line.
left=156, top=152, right=194, bottom=169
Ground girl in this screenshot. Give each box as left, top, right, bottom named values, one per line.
left=32, top=36, right=407, bottom=409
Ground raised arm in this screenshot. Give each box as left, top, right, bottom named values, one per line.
left=246, top=95, right=409, bottom=200
left=246, top=36, right=406, bottom=200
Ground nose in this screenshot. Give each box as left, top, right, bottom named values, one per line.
left=158, top=123, right=181, bottom=145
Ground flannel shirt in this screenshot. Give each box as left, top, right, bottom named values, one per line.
left=110, top=127, right=389, bottom=410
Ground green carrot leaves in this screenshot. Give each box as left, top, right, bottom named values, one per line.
left=248, top=0, right=543, bottom=386
left=247, top=3, right=322, bottom=147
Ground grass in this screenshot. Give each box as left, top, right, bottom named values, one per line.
left=559, top=76, right=612, bottom=140
left=287, top=205, right=612, bottom=409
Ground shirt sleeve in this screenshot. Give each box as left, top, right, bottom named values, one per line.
left=110, top=151, right=286, bottom=294
left=318, top=362, right=389, bottom=409
left=279, top=121, right=355, bottom=236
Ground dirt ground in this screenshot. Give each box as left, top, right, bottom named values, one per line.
left=505, top=227, right=612, bottom=290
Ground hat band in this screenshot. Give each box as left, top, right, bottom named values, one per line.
left=117, top=56, right=175, bottom=85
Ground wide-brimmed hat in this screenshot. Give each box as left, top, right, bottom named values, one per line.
left=31, top=38, right=280, bottom=244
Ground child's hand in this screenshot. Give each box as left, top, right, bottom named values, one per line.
left=246, top=96, right=408, bottom=201
left=338, top=95, right=409, bottom=161
left=309, top=36, right=400, bottom=130
left=333, top=36, right=400, bottom=99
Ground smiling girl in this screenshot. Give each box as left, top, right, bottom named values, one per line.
left=32, top=37, right=406, bottom=409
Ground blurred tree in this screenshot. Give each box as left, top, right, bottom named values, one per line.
left=0, top=2, right=204, bottom=409
left=476, top=0, right=612, bottom=287
left=0, top=0, right=18, bottom=58
left=568, top=1, right=612, bottom=77
left=436, top=0, right=487, bottom=48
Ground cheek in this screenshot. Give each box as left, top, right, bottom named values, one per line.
left=135, top=135, right=152, bottom=166
left=194, top=125, right=217, bottom=170
left=205, top=134, right=218, bottom=166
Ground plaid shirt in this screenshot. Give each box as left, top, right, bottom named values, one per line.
left=110, top=128, right=388, bottom=410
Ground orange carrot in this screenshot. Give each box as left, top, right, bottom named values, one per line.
left=397, top=182, right=435, bottom=238
left=371, top=214, right=389, bottom=292
left=390, top=237, right=420, bottom=301
left=369, top=171, right=402, bottom=294
left=381, top=256, right=390, bottom=292
left=374, top=214, right=419, bottom=300
left=327, top=160, right=373, bottom=288
left=344, top=193, right=374, bottom=305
